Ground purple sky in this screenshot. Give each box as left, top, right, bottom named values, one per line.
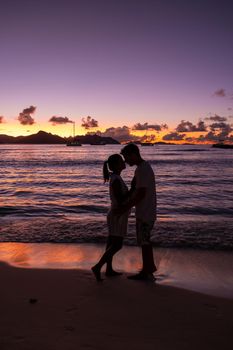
left=0, top=0, right=233, bottom=136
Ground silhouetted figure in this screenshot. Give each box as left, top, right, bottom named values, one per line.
left=92, top=154, right=130, bottom=281
left=120, top=143, right=157, bottom=281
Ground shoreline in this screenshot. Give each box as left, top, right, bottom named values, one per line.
left=1, top=215, right=233, bottom=250
left=0, top=242, right=233, bottom=300
left=1, top=261, right=233, bottom=350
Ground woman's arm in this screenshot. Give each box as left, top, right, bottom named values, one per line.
left=112, top=179, right=127, bottom=205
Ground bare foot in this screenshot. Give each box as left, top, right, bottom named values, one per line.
left=91, top=266, right=103, bottom=282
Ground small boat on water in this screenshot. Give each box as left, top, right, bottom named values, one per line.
left=67, top=140, right=82, bottom=146
left=90, top=141, right=106, bottom=145
left=140, top=142, right=154, bottom=146
left=66, top=122, right=82, bottom=147
left=212, top=143, right=233, bottom=149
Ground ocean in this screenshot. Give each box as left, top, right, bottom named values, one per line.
left=1, top=144, right=233, bottom=249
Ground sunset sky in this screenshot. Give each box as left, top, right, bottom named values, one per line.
left=0, top=0, right=232, bottom=142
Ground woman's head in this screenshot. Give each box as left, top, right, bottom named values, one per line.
left=103, top=154, right=125, bottom=182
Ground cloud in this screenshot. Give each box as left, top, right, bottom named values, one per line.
left=209, top=121, right=232, bottom=132
left=94, top=126, right=139, bottom=143
left=196, top=132, right=233, bottom=143
left=176, top=120, right=207, bottom=132
left=194, top=118, right=233, bottom=142
left=205, top=114, right=227, bottom=122
left=213, top=89, right=226, bottom=97
left=140, top=134, right=157, bottom=142
left=197, top=132, right=220, bottom=142
left=17, top=105, right=36, bottom=125
left=97, top=126, right=160, bottom=143
left=227, top=108, right=232, bottom=111
left=163, top=132, right=185, bottom=141
left=81, top=116, right=98, bottom=129
left=209, top=122, right=232, bottom=140
left=0, top=116, right=4, bottom=123
left=184, top=137, right=195, bottom=142
left=132, top=122, right=168, bottom=131
left=49, top=116, right=74, bottom=125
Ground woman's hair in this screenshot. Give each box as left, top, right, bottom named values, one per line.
left=103, top=154, right=123, bottom=182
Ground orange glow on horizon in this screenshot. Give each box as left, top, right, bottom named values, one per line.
left=1, top=122, right=99, bottom=138
left=1, top=122, right=232, bottom=145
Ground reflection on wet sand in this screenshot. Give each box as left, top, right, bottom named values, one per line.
left=0, top=242, right=142, bottom=272
left=0, top=242, right=233, bottom=299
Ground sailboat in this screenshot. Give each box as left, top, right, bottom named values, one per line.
left=66, top=122, right=82, bottom=146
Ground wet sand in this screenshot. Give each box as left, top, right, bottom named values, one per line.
left=0, top=261, right=233, bottom=350
left=0, top=242, right=233, bottom=298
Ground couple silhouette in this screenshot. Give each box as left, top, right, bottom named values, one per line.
left=92, top=143, right=157, bottom=282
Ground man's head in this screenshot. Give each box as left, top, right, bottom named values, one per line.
left=120, top=143, right=141, bottom=166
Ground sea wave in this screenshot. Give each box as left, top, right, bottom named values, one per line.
left=1, top=203, right=232, bottom=218
left=0, top=204, right=108, bottom=217
left=1, top=144, right=233, bottom=249
left=1, top=217, right=233, bottom=250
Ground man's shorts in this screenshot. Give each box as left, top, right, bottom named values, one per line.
left=136, top=219, right=155, bottom=246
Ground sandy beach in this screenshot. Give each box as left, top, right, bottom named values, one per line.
left=1, top=251, right=233, bottom=350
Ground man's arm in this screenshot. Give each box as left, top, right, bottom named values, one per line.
left=115, top=187, right=146, bottom=214
left=126, top=187, right=146, bottom=209
left=128, top=176, right=136, bottom=196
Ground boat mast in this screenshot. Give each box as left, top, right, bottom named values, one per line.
left=73, top=122, right=75, bottom=138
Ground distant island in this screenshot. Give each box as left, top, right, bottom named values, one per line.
left=1, top=131, right=222, bottom=146
left=212, top=143, right=233, bottom=149
left=0, top=131, right=120, bottom=145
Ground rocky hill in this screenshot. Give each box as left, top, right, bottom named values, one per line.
left=0, top=131, right=119, bottom=145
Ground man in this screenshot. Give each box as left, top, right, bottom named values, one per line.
left=120, top=143, right=157, bottom=281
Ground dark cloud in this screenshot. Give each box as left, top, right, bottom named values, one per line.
left=176, top=120, right=207, bottom=132
left=184, top=137, right=195, bottom=142
left=17, top=105, right=36, bottom=125
left=197, top=132, right=220, bottom=142
left=195, top=119, right=233, bottom=142
left=227, top=108, right=232, bottom=111
left=196, top=132, right=233, bottom=143
left=209, top=121, right=232, bottom=133
left=0, top=116, right=4, bottom=123
left=213, top=89, right=226, bottom=97
left=140, top=134, right=157, bottom=142
left=95, top=126, right=139, bottom=143
left=49, top=116, right=74, bottom=125
left=205, top=114, right=227, bottom=122
left=167, top=114, right=233, bottom=143
left=81, top=116, right=98, bottom=129
left=163, top=132, right=185, bottom=141
left=97, top=126, right=161, bottom=143
left=132, top=122, right=168, bottom=131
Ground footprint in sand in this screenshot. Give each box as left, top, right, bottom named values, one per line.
left=66, top=306, right=79, bottom=313
left=64, top=326, right=75, bottom=332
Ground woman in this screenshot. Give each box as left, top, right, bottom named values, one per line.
left=91, top=154, right=130, bottom=281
